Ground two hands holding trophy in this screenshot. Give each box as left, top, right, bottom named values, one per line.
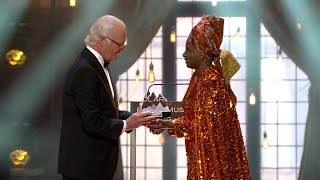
left=139, top=92, right=175, bottom=135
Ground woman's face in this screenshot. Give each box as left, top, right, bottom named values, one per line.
left=182, top=40, right=203, bottom=69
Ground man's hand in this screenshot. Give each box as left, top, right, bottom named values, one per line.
left=125, top=111, right=155, bottom=131
left=146, top=118, right=174, bottom=130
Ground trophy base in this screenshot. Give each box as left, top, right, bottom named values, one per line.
left=151, top=111, right=171, bottom=118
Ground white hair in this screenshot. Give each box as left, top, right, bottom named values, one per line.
left=84, top=15, right=116, bottom=45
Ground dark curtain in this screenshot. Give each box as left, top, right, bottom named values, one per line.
left=250, top=0, right=320, bottom=179
left=109, top=0, right=177, bottom=79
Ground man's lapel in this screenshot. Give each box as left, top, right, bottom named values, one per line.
left=82, top=48, right=116, bottom=107
left=107, top=68, right=119, bottom=118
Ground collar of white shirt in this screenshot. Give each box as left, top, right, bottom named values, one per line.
left=86, top=45, right=105, bottom=69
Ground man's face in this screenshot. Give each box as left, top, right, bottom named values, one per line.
left=101, top=24, right=127, bottom=62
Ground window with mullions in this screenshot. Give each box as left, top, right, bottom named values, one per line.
left=176, top=16, right=247, bottom=179
left=260, top=24, right=310, bottom=180
left=117, top=27, right=163, bottom=180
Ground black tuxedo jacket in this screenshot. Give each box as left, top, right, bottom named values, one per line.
left=58, top=47, right=132, bottom=180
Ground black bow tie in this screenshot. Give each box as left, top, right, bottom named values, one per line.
left=103, top=61, right=110, bottom=68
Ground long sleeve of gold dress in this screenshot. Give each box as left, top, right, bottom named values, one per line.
left=171, top=64, right=250, bottom=180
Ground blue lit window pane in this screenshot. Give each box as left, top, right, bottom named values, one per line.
left=236, top=102, right=246, bottom=124
left=281, top=58, right=297, bottom=79
left=297, top=147, right=303, bottom=168
left=136, top=127, right=146, bottom=145
left=176, top=80, right=190, bottom=101
left=136, top=146, right=146, bottom=167
left=230, top=81, right=246, bottom=101
left=297, top=81, right=310, bottom=102
left=146, top=169, right=162, bottom=180
left=177, top=146, right=187, bottom=167
left=177, top=59, right=192, bottom=80
left=261, top=37, right=277, bottom=57
left=230, top=37, right=246, bottom=57
left=278, top=103, right=296, bottom=124
left=262, top=125, right=278, bottom=146
left=232, top=58, right=246, bottom=80
left=297, top=103, right=308, bottom=123
left=278, top=147, right=296, bottom=168
left=176, top=37, right=187, bottom=58
left=150, top=37, right=163, bottom=58
left=278, top=125, right=296, bottom=146
left=146, top=147, right=163, bottom=167
left=261, top=147, right=278, bottom=167
left=261, top=169, right=277, bottom=180
left=221, top=36, right=230, bottom=50
left=278, top=169, right=297, bottom=180
left=177, top=17, right=193, bottom=36
left=136, top=168, right=145, bottom=179
left=297, top=125, right=305, bottom=146
left=261, top=80, right=296, bottom=102
left=261, top=103, right=278, bottom=124
left=297, top=68, right=308, bottom=79
left=240, top=125, right=247, bottom=145
left=177, top=168, right=188, bottom=180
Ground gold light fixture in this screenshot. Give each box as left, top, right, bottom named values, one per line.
left=249, top=92, right=256, bottom=105
left=170, top=29, right=176, bottom=43
left=235, top=27, right=240, bottom=40
left=135, top=69, right=140, bottom=83
left=148, top=62, right=155, bottom=83
left=159, top=134, right=165, bottom=144
left=135, top=61, right=140, bottom=83
left=297, top=22, right=302, bottom=30
left=9, top=149, right=30, bottom=167
left=211, top=0, right=218, bottom=6
left=278, top=48, right=283, bottom=62
left=6, top=49, right=26, bottom=66
left=69, top=0, right=76, bottom=7
left=262, top=131, right=269, bottom=149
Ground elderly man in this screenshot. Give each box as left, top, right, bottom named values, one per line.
left=58, top=15, right=155, bottom=180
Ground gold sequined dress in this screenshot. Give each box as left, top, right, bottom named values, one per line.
left=169, top=64, right=250, bottom=180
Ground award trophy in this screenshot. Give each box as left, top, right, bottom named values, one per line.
left=141, top=92, right=171, bottom=118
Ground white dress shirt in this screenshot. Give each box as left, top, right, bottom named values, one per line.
left=86, top=45, right=127, bottom=134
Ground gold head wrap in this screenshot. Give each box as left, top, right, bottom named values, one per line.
left=220, top=50, right=241, bottom=84
left=187, top=14, right=240, bottom=84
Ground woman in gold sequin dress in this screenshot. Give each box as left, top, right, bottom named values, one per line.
left=148, top=15, right=251, bottom=179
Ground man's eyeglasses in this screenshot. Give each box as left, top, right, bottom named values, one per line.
left=102, top=36, right=126, bottom=49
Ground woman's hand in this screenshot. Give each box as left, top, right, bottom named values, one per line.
left=149, top=128, right=164, bottom=135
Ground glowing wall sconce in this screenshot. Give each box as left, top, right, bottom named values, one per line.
left=249, top=92, right=256, bottom=105
left=170, top=30, right=176, bottom=43
left=297, top=22, right=302, bottom=30
left=159, top=134, right=165, bottom=144
left=211, top=0, right=218, bottom=6
left=6, top=49, right=26, bottom=66
left=9, top=149, right=30, bottom=167
left=262, top=131, right=269, bottom=149
left=69, top=0, right=76, bottom=7
left=148, top=62, right=155, bottom=83
left=135, top=69, right=140, bottom=83
left=235, top=27, right=240, bottom=40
